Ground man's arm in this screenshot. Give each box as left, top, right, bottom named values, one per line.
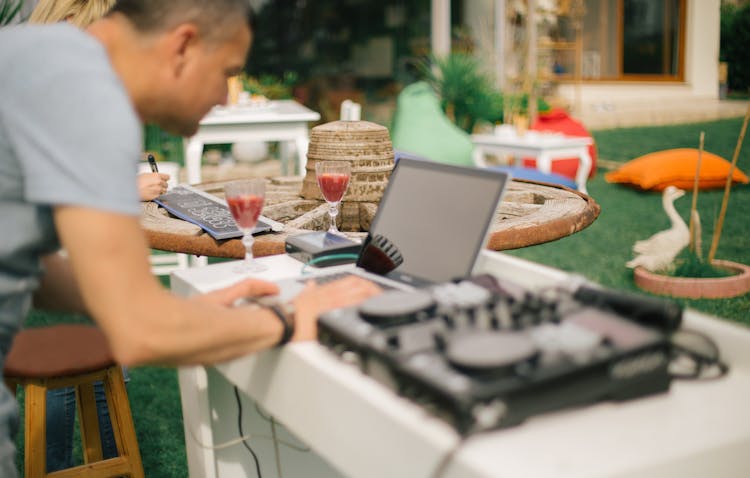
left=53, top=205, right=380, bottom=367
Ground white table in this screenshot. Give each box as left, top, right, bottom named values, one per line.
left=471, top=133, right=593, bottom=194
left=171, top=252, right=750, bottom=478
left=183, top=100, right=321, bottom=184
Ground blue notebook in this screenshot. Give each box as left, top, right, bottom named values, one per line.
left=154, top=185, right=282, bottom=240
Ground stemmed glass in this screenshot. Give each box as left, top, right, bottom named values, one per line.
left=224, top=179, right=266, bottom=273
left=315, top=161, right=351, bottom=235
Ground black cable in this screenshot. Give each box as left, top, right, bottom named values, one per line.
left=253, top=403, right=310, bottom=452
left=669, top=328, right=729, bottom=381
left=429, top=436, right=471, bottom=478
left=300, top=253, right=359, bottom=275
left=234, top=386, right=263, bottom=478
left=254, top=401, right=273, bottom=422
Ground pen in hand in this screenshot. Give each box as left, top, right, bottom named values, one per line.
left=148, top=153, right=159, bottom=173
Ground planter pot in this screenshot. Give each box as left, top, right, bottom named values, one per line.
left=634, top=260, right=750, bottom=299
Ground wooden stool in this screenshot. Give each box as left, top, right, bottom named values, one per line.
left=4, top=325, right=144, bottom=477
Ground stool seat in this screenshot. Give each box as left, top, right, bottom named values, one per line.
left=5, top=325, right=114, bottom=379
left=4, top=325, right=144, bottom=478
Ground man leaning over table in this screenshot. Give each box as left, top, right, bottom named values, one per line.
left=0, top=1, right=381, bottom=476
left=28, top=0, right=170, bottom=471
left=29, top=0, right=172, bottom=202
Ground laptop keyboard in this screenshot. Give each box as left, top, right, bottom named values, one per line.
left=298, top=272, right=399, bottom=291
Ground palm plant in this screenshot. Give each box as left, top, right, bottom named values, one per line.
left=0, top=0, right=24, bottom=26
left=418, top=53, right=504, bottom=134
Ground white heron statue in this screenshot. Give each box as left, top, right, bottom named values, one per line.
left=626, top=186, right=690, bottom=272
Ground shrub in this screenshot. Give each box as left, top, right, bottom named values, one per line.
left=418, top=54, right=504, bottom=134
left=240, top=72, right=298, bottom=100
left=722, top=3, right=750, bottom=92
left=0, top=0, right=24, bottom=26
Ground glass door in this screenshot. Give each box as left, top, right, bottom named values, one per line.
left=578, top=0, right=685, bottom=81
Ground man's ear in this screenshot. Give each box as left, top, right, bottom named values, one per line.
left=164, top=23, right=200, bottom=78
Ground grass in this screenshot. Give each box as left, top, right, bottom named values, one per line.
left=671, top=251, right=734, bottom=279
left=14, top=117, right=750, bottom=477
left=505, top=117, right=750, bottom=325
left=504, top=171, right=750, bottom=324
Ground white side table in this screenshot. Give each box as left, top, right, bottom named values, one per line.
left=472, top=133, right=593, bottom=194
left=183, top=100, right=320, bottom=184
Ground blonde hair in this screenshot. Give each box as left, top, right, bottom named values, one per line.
left=29, top=0, right=116, bottom=28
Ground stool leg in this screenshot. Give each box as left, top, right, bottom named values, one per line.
left=76, top=382, right=104, bottom=464
left=104, top=367, right=144, bottom=478
left=24, top=383, right=47, bottom=478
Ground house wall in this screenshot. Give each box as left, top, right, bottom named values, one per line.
left=463, top=0, right=499, bottom=80
left=684, top=0, right=721, bottom=98
left=461, top=0, right=721, bottom=104
left=556, top=0, right=720, bottom=105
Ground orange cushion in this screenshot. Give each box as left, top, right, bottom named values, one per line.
left=605, top=148, right=749, bottom=191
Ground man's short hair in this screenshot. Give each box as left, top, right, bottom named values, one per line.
left=108, top=0, right=254, bottom=41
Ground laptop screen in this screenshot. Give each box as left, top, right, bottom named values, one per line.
left=357, top=158, right=509, bottom=283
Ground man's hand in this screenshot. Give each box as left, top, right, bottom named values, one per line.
left=54, top=204, right=379, bottom=363
left=197, top=278, right=279, bottom=307
left=291, top=276, right=382, bottom=341
left=195, top=276, right=380, bottom=345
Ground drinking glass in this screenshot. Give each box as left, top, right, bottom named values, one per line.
left=224, top=178, right=267, bottom=273
left=315, top=161, right=351, bottom=235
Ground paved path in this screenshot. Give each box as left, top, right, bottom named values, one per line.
left=581, top=98, right=749, bottom=131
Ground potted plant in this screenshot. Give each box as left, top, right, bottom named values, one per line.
left=240, top=71, right=298, bottom=100
left=632, top=121, right=750, bottom=299
left=503, top=92, right=551, bottom=135
left=418, top=53, right=504, bottom=134
left=634, top=249, right=750, bottom=300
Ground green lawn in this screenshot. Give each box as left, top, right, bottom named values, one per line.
left=505, top=172, right=750, bottom=324
left=505, top=117, right=750, bottom=325
left=16, top=116, right=750, bottom=477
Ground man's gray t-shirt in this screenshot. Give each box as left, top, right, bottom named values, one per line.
left=0, top=23, right=141, bottom=474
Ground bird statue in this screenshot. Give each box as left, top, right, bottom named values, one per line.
left=626, top=186, right=690, bottom=272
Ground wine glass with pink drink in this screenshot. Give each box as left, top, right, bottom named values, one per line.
left=224, top=178, right=266, bottom=272
left=315, top=161, right=351, bottom=235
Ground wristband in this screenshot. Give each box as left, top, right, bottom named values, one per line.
left=267, top=304, right=295, bottom=347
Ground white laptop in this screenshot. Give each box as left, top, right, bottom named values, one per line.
left=274, top=157, right=510, bottom=301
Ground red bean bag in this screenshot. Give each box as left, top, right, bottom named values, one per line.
left=523, top=108, right=598, bottom=179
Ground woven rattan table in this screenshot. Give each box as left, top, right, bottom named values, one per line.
left=142, top=176, right=600, bottom=260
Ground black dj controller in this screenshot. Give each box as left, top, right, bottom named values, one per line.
left=318, top=276, right=683, bottom=434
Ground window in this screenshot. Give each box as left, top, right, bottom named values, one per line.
left=577, top=0, right=685, bottom=81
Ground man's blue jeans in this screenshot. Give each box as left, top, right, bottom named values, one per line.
left=45, top=368, right=129, bottom=472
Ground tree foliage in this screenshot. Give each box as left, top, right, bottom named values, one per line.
left=0, top=0, right=23, bottom=26
left=721, top=2, right=750, bottom=92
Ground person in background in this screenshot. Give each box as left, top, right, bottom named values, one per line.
left=29, top=0, right=170, bottom=202
left=0, top=1, right=382, bottom=476
left=29, top=0, right=113, bottom=28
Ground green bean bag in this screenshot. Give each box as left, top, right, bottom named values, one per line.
left=390, top=82, right=475, bottom=167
